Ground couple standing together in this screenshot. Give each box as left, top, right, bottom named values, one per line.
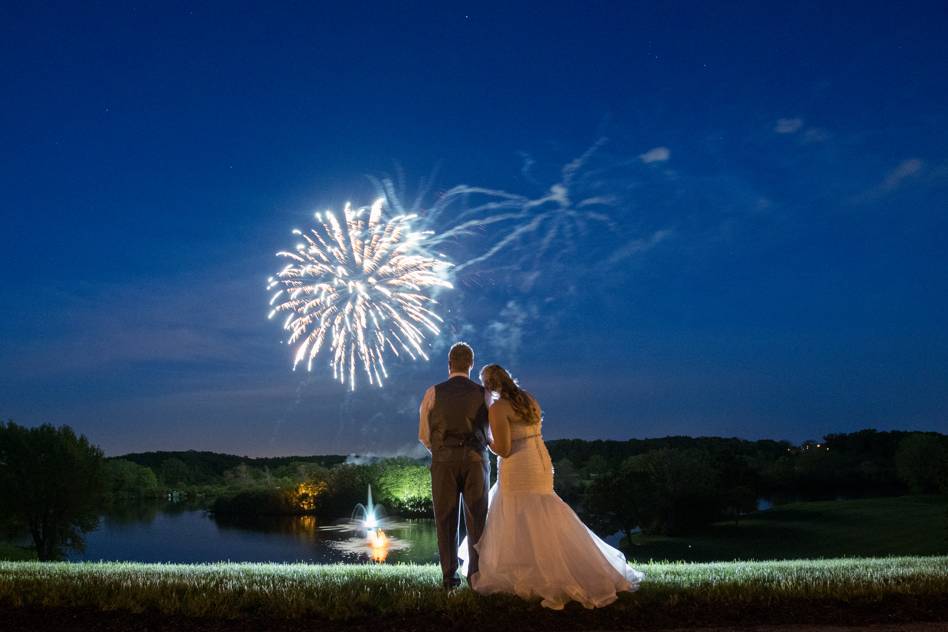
left=418, top=342, right=644, bottom=610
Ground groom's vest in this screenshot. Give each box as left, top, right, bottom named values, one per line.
left=429, top=376, right=489, bottom=461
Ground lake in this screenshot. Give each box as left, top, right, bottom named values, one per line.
left=68, top=502, right=440, bottom=564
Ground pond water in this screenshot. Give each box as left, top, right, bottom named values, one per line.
left=68, top=503, right=440, bottom=564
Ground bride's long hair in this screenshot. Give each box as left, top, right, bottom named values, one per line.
left=479, top=364, right=540, bottom=425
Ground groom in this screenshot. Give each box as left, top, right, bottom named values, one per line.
left=418, top=342, right=490, bottom=588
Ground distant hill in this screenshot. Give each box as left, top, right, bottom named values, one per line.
left=114, top=450, right=348, bottom=484
left=545, top=435, right=793, bottom=468
left=113, top=429, right=945, bottom=494
left=545, top=429, right=945, bottom=469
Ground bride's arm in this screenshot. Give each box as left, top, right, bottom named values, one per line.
left=487, top=403, right=511, bottom=458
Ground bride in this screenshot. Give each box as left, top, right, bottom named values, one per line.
left=459, top=364, right=644, bottom=609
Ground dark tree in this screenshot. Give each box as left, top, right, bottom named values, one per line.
left=320, top=463, right=381, bottom=518
left=895, top=433, right=948, bottom=494
left=105, top=459, right=160, bottom=500
left=625, top=448, right=723, bottom=535
left=553, top=458, right=581, bottom=504
left=581, top=454, right=612, bottom=480
left=211, top=487, right=300, bottom=515
left=158, top=457, right=193, bottom=487
left=0, top=421, right=107, bottom=560
left=119, top=450, right=347, bottom=483
left=709, top=449, right=760, bottom=521
left=583, top=458, right=647, bottom=542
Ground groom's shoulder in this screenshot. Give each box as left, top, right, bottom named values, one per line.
left=434, top=376, right=483, bottom=391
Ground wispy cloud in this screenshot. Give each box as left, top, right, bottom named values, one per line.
left=852, top=158, right=926, bottom=203
left=639, top=146, right=671, bottom=163
left=607, top=228, right=674, bottom=265
left=774, top=118, right=804, bottom=134
left=880, top=158, right=924, bottom=192
left=802, top=128, right=828, bottom=144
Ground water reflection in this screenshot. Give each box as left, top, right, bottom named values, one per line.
left=101, top=501, right=162, bottom=526
left=69, top=502, right=438, bottom=565
left=323, top=524, right=413, bottom=563
left=214, top=513, right=321, bottom=541
left=369, top=529, right=389, bottom=563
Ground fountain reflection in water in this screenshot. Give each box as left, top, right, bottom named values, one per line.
left=367, top=528, right=390, bottom=562
left=321, top=485, right=412, bottom=562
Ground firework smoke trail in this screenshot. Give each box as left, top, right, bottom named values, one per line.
left=372, top=138, right=618, bottom=276
left=268, top=140, right=647, bottom=389
left=268, top=198, right=453, bottom=390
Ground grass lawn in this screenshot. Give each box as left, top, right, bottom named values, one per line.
left=1, top=557, right=946, bottom=630
left=626, top=495, right=948, bottom=563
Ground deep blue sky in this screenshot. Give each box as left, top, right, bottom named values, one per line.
left=1, top=1, right=946, bottom=456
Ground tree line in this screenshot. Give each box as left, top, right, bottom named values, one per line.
left=551, top=430, right=948, bottom=538
left=2, top=420, right=945, bottom=560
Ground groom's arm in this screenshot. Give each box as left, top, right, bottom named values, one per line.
left=418, top=386, right=434, bottom=453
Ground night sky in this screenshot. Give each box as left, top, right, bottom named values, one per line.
left=1, top=2, right=946, bottom=457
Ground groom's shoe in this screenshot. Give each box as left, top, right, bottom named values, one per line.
left=442, top=577, right=461, bottom=589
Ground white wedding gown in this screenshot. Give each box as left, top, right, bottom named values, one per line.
left=459, top=412, right=644, bottom=610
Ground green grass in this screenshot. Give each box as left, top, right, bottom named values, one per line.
left=1, top=557, right=946, bottom=628
left=627, top=495, right=948, bottom=562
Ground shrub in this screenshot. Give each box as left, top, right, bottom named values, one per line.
left=105, top=459, right=161, bottom=500
left=211, top=488, right=300, bottom=515
left=376, top=460, right=431, bottom=517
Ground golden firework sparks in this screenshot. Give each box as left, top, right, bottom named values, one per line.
left=268, top=198, right=452, bottom=389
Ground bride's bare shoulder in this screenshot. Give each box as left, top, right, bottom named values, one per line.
left=489, top=397, right=512, bottom=411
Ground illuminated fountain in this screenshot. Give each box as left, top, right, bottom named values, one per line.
left=352, top=485, right=382, bottom=530
left=322, top=485, right=411, bottom=562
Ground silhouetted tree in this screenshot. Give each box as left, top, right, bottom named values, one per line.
left=223, top=462, right=255, bottom=484
left=624, top=448, right=722, bottom=535
left=583, top=458, right=647, bottom=542
left=582, top=454, right=612, bottom=480
left=553, top=458, right=581, bottom=504
left=710, top=449, right=759, bottom=521
left=895, top=433, right=948, bottom=494
left=0, top=421, right=106, bottom=560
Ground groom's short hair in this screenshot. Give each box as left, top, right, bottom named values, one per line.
left=448, top=342, right=474, bottom=372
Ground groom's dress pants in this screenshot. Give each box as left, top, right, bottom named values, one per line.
left=430, top=449, right=489, bottom=585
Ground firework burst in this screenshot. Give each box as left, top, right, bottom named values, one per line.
left=268, top=198, right=452, bottom=389
left=372, top=138, right=618, bottom=278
